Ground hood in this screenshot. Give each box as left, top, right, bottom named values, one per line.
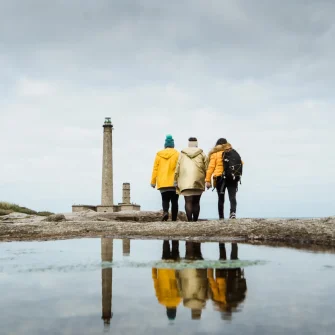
left=157, top=148, right=178, bottom=159
left=208, top=143, right=232, bottom=157
left=181, top=147, right=203, bottom=159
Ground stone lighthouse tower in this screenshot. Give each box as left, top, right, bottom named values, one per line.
left=99, top=117, right=114, bottom=212
left=72, top=118, right=141, bottom=213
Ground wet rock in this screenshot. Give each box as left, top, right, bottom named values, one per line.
left=44, top=214, right=66, bottom=222
left=71, top=210, right=188, bottom=223
left=1, top=212, right=334, bottom=250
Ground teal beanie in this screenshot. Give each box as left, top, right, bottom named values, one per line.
left=164, top=134, right=175, bottom=148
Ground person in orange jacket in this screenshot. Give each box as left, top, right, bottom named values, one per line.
left=152, top=240, right=181, bottom=320
left=205, top=138, right=240, bottom=219
left=207, top=243, right=247, bottom=320
left=151, top=135, right=180, bottom=221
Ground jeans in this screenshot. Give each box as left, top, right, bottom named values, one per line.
left=216, top=176, right=238, bottom=219
left=161, top=191, right=179, bottom=221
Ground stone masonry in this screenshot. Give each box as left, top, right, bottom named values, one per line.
left=101, top=118, right=114, bottom=207
left=122, top=183, right=131, bottom=204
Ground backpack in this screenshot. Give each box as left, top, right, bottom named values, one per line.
left=222, top=149, right=243, bottom=183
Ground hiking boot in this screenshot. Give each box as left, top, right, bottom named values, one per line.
left=162, top=211, right=169, bottom=221
left=229, top=212, right=236, bottom=219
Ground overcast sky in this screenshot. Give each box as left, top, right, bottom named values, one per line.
left=1, top=0, right=334, bottom=218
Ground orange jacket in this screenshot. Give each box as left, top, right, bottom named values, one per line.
left=207, top=268, right=227, bottom=305
left=205, top=144, right=243, bottom=183
left=205, top=150, right=224, bottom=183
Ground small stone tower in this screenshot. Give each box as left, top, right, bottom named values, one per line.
left=101, top=117, right=114, bottom=207
left=122, top=183, right=131, bottom=204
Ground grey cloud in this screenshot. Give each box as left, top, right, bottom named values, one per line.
left=1, top=0, right=334, bottom=85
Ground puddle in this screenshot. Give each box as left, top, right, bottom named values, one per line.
left=0, top=238, right=334, bottom=335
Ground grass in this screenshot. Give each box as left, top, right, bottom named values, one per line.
left=0, top=202, right=54, bottom=217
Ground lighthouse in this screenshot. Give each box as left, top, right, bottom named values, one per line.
left=101, top=117, right=114, bottom=207
left=72, top=118, right=140, bottom=213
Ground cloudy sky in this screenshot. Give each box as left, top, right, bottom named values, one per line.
left=1, top=0, right=334, bottom=218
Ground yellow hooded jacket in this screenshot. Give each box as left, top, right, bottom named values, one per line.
left=152, top=268, right=181, bottom=308
left=151, top=148, right=179, bottom=189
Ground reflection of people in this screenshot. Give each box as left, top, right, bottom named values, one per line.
left=178, top=242, right=208, bottom=320
left=152, top=241, right=181, bottom=320
left=208, top=243, right=247, bottom=320
left=150, top=135, right=180, bottom=221
left=174, top=137, right=208, bottom=222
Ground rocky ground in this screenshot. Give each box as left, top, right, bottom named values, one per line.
left=0, top=210, right=334, bottom=251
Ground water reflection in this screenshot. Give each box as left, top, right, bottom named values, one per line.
left=101, top=238, right=113, bottom=326
left=152, top=241, right=181, bottom=320
left=149, top=241, right=247, bottom=321
left=100, top=239, right=247, bottom=325
left=208, top=243, right=247, bottom=321
left=1, top=238, right=332, bottom=334
left=122, top=239, right=131, bottom=256
left=179, top=242, right=208, bottom=320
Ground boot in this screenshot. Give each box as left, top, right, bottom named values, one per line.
left=162, top=211, right=169, bottom=221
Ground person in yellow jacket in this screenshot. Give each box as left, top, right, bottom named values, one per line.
left=152, top=240, right=181, bottom=320
left=151, top=135, right=180, bottom=221
left=205, top=138, right=239, bottom=219
left=174, top=137, right=208, bottom=222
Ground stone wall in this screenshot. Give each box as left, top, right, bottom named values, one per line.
left=72, top=205, right=97, bottom=212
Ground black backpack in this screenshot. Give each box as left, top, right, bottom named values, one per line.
left=222, top=149, right=243, bottom=183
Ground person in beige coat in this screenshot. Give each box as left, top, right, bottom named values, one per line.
left=177, top=242, right=208, bottom=320
left=174, top=137, right=208, bottom=222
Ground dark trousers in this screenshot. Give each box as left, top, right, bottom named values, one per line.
left=161, top=191, right=179, bottom=221
left=162, top=240, right=180, bottom=260
left=184, top=195, right=202, bottom=222
left=216, top=177, right=238, bottom=219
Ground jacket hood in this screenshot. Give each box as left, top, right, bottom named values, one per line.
left=157, top=148, right=178, bottom=159
left=181, top=147, right=203, bottom=159
left=208, top=143, right=232, bottom=157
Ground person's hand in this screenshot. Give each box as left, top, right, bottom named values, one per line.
left=150, top=184, right=156, bottom=188
left=205, top=182, right=211, bottom=189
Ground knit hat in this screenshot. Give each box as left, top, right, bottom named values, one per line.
left=164, top=134, right=175, bottom=148
left=166, top=307, right=177, bottom=320
left=188, top=137, right=198, bottom=148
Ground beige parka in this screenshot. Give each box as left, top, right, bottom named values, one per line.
left=174, top=148, right=208, bottom=193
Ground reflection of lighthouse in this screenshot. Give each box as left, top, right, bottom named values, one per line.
left=101, top=238, right=113, bottom=326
